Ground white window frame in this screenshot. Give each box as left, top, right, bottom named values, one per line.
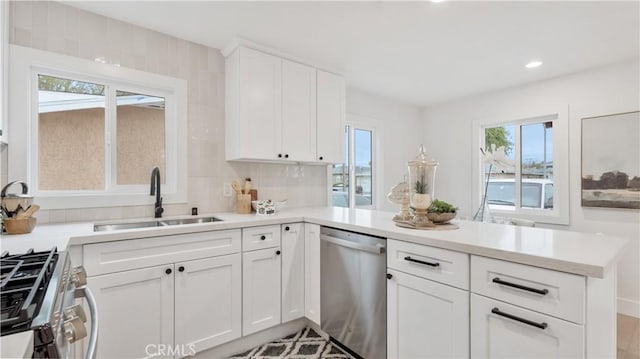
left=0, top=0, right=8, bottom=143
left=8, top=45, right=187, bottom=209
left=328, top=114, right=381, bottom=210
left=472, top=106, right=569, bottom=225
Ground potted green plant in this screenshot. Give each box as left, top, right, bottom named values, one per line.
left=427, top=199, right=458, bottom=223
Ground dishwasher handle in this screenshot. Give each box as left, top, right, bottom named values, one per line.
left=320, top=234, right=385, bottom=254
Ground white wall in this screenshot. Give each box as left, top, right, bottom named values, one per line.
left=422, top=60, right=640, bottom=317
left=346, top=87, right=423, bottom=211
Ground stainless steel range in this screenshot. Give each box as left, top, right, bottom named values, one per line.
left=0, top=248, right=98, bottom=358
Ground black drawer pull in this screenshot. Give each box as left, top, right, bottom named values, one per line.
left=260, top=235, right=266, bottom=240
left=491, top=307, right=548, bottom=330
left=492, top=277, right=549, bottom=295
left=404, top=256, right=440, bottom=267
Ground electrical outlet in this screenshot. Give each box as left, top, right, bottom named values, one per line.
left=223, top=182, right=232, bottom=197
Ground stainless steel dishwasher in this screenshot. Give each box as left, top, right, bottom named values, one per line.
left=320, top=226, right=386, bottom=359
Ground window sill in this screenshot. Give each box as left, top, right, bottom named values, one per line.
left=488, top=207, right=569, bottom=226
left=34, top=191, right=187, bottom=210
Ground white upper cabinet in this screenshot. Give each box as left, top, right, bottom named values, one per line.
left=226, top=47, right=282, bottom=161
left=316, top=70, right=345, bottom=163
left=282, top=60, right=317, bottom=162
left=224, top=42, right=344, bottom=163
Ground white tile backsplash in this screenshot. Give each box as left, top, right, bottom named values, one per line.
left=8, top=1, right=328, bottom=224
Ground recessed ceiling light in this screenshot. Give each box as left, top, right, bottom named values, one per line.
left=431, top=0, right=446, bottom=2
left=525, top=61, right=543, bottom=69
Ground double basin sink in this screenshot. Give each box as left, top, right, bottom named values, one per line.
left=94, top=216, right=222, bottom=232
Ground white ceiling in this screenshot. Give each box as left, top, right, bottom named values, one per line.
left=65, top=1, right=639, bottom=107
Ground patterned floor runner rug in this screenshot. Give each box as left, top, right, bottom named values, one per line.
left=229, top=327, right=354, bottom=359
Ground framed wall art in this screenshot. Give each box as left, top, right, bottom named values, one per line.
left=581, top=111, right=640, bottom=209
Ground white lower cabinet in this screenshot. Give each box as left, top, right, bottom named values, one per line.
left=304, top=223, right=321, bottom=325
left=175, top=254, right=242, bottom=354
left=87, top=247, right=241, bottom=358
left=387, top=269, right=469, bottom=359
left=242, top=247, right=282, bottom=335
left=471, top=294, right=584, bottom=358
left=281, top=223, right=305, bottom=322
left=88, top=265, right=175, bottom=359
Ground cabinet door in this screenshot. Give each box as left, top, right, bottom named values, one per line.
left=281, top=223, right=305, bottom=322
left=304, top=223, right=321, bottom=325
left=88, top=265, right=174, bottom=359
left=471, top=294, right=584, bottom=358
left=282, top=60, right=317, bottom=162
left=238, top=47, right=282, bottom=160
left=243, top=247, right=282, bottom=335
left=316, top=70, right=345, bottom=163
left=174, top=254, right=241, bottom=355
left=387, top=269, right=469, bottom=359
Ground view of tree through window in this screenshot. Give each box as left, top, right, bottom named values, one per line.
left=484, top=121, right=554, bottom=210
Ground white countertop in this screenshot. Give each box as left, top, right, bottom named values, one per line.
left=0, top=206, right=631, bottom=278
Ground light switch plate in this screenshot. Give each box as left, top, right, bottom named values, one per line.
left=223, top=182, right=232, bottom=197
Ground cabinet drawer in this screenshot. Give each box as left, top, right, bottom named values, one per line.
left=84, top=229, right=241, bottom=276
left=471, top=255, right=585, bottom=324
left=387, top=239, right=469, bottom=290
left=242, top=225, right=281, bottom=251
left=471, top=294, right=584, bottom=358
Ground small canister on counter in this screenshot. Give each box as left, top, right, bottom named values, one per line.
left=256, top=200, right=276, bottom=216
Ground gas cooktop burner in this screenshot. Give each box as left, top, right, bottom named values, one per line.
left=0, top=248, right=59, bottom=336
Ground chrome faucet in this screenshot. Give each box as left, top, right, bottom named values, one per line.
left=150, top=166, right=164, bottom=218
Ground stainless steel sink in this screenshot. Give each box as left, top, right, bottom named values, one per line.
left=159, top=217, right=222, bottom=226
left=93, top=216, right=223, bottom=232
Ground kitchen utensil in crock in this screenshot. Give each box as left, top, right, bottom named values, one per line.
left=15, top=204, right=41, bottom=219
left=231, top=181, right=243, bottom=194
left=1, top=181, right=34, bottom=218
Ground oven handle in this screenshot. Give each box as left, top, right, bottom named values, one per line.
left=320, top=234, right=385, bottom=254
left=75, top=286, right=98, bottom=359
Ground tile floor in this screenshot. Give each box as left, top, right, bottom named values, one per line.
left=618, top=314, right=640, bottom=358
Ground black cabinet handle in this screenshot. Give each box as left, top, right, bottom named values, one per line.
left=386, top=273, right=393, bottom=279
left=491, top=307, right=548, bottom=330
left=284, top=154, right=289, bottom=158
left=284, top=226, right=290, bottom=231
left=276, top=250, right=281, bottom=255
left=165, top=268, right=172, bottom=275
left=404, top=256, right=440, bottom=267
left=178, top=266, right=185, bottom=272
left=492, top=277, right=549, bottom=295
left=278, top=154, right=283, bottom=158
left=260, top=235, right=266, bottom=240
left=319, top=156, right=323, bottom=161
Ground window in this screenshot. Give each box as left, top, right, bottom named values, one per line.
left=9, top=46, right=187, bottom=209
left=332, top=124, right=375, bottom=208
left=36, top=76, right=167, bottom=191
left=474, top=109, right=569, bottom=225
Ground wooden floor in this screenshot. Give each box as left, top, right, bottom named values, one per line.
left=618, top=314, right=640, bottom=358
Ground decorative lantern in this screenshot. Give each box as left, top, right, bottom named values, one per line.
left=408, top=145, right=438, bottom=227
